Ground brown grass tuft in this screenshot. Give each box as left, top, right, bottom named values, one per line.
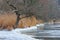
left=0, top=12, right=43, bottom=30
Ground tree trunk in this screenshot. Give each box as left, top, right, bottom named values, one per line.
left=15, top=11, right=20, bottom=28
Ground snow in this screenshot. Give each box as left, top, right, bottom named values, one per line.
left=36, top=24, right=45, bottom=27
left=47, top=30, right=60, bottom=36
left=36, top=24, right=45, bottom=30
left=0, top=24, right=45, bottom=40
left=13, top=24, right=45, bottom=33
left=0, top=31, right=39, bottom=40
left=38, top=30, right=60, bottom=36
left=0, top=25, right=40, bottom=40
left=12, top=26, right=37, bottom=33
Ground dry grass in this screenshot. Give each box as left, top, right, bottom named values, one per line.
left=0, top=12, right=17, bottom=30
left=0, top=12, right=43, bottom=30
left=18, top=16, right=38, bottom=28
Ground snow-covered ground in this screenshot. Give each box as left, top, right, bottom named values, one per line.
left=13, top=24, right=45, bottom=34
left=0, top=24, right=45, bottom=40
left=13, top=26, right=37, bottom=33
left=0, top=23, right=60, bottom=40
left=0, top=31, right=39, bottom=40
left=0, top=25, right=41, bottom=40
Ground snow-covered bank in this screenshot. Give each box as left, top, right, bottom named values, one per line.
left=13, top=26, right=37, bottom=33
left=13, top=24, right=45, bottom=33
left=0, top=25, right=40, bottom=40
left=0, top=31, right=39, bottom=40
left=0, top=24, right=45, bottom=40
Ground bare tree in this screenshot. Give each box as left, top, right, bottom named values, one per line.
left=6, top=0, right=21, bottom=28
